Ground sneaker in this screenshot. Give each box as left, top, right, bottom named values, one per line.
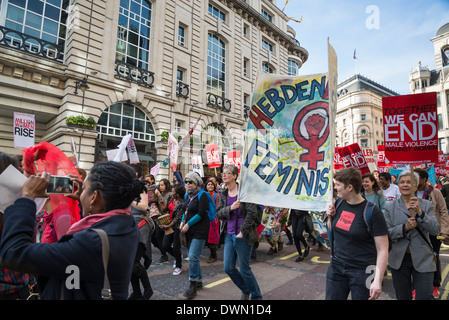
left=157, top=255, right=168, bottom=264
left=240, top=292, right=250, bottom=300
left=433, top=287, right=440, bottom=299
left=173, top=267, right=182, bottom=276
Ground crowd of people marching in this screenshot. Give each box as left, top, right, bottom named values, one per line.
left=1, top=148, right=449, bottom=301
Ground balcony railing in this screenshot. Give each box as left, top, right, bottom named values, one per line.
left=114, top=61, right=154, bottom=88
left=0, top=26, right=64, bottom=62
left=206, top=92, right=231, bottom=112
left=176, top=80, right=189, bottom=98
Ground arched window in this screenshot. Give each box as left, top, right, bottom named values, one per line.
left=97, top=103, right=155, bottom=143
left=0, top=0, right=70, bottom=61
left=287, top=59, right=299, bottom=76
left=116, top=0, right=152, bottom=70
left=207, top=33, right=226, bottom=97
left=201, top=124, right=230, bottom=153
left=262, top=62, right=274, bottom=73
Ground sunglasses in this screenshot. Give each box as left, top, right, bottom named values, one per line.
left=184, top=180, right=195, bottom=184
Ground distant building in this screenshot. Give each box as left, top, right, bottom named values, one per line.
left=335, top=74, right=399, bottom=155
left=409, top=22, right=449, bottom=154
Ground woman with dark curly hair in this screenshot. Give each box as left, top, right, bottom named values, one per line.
left=0, top=161, right=145, bottom=300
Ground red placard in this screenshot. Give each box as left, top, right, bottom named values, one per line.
left=335, top=143, right=371, bottom=174
left=205, top=144, right=221, bottom=168
left=382, top=92, right=438, bottom=164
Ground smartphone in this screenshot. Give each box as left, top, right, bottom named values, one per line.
left=47, top=176, right=73, bottom=194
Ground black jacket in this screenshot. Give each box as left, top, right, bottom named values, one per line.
left=0, top=198, right=139, bottom=300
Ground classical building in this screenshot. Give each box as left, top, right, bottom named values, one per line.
left=409, top=22, right=449, bottom=154
left=335, top=74, right=398, bottom=155
left=0, top=0, right=307, bottom=176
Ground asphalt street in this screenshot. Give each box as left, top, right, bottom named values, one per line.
left=137, top=233, right=449, bottom=301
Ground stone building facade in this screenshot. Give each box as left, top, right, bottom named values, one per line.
left=335, top=74, right=398, bottom=155
left=0, top=0, right=307, bottom=176
left=409, top=22, right=449, bottom=154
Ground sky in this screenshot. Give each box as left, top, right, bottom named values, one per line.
left=282, top=0, right=449, bottom=95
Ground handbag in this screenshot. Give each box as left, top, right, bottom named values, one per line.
left=304, top=213, right=314, bottom=234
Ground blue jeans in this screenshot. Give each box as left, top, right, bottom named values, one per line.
left=325, top=257, right=370, bottom=300
left=223, top=233, right=262, bottom=300
left=187, top=238, right=206, bottom=282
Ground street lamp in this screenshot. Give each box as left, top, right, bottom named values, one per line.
left=74, top=77, right=89, bottom=95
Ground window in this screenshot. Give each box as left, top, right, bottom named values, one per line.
left=262, top=62, right=273, bottom=73
left=261, top=9, right=272, bottom=22
left=201, top=124, right=230, bottom=154
left=361, top=114, right=366, bottom=121
left=207, top=33, right=226, bottom=97
left=262, top=39, right=273, bottom=52
left=116, top=0, right=152, bottom=70
left=1, top=0, right=70, bottom=61
left=177, top=69, right=183, bottom=81
left=360, top=139, right=368, bottom=147
left=178, top=25, right=185, bottom=46
left=97, top=103, right=155, bottom=142
left=243, top=58, right=249, bottom=77
left=438, top=114, right=443, bottom=130
left=288, top=60, right=299, bottom=76
left=208, top=4, right=226, bottom=22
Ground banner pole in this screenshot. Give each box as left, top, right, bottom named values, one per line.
left=409, top=164, right=416, bottom=218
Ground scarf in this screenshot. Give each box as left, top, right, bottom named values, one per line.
left=66, top=207, right=131, bottom=234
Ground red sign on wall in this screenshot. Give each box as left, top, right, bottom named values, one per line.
left=382, top=92, right=438, bottom=164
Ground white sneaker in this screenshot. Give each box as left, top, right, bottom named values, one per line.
left=173, top=267, right=182, bottom=276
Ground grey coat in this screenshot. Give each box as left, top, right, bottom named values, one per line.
left=384, top=197, right=440, bottom=273
left=216, top=188, right=259, bottom=246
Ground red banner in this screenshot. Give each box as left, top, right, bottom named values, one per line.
left=205, top=144, right=221, bottom=168
left=382, top=92, right=438, bottom=164
left=335, top=143, right=370, bottom=174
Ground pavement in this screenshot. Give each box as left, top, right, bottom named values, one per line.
left=139, top=234, right=449, bottom=301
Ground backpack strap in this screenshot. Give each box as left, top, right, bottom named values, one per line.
left=362, top=201, right=375, bottom=234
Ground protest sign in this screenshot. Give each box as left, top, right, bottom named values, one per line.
left=167, top=133, right=179, bottom=171
left=239, top=41, right=337, bottom=211
left=150, top=162, right=160, bottom=176
left=335, top=143, right=370, bottom=174
left=127, top=137, right=139, bottom=164
left=333, top=148, right=344, bottom=170
left=224, top=151, right=241, bottom=173
left=205, top=144, right=221, bottom=168
left=362, top=147, right=377, bottom=172
left=192, top=155, right=204, bottom=177
left=382, top=92, right=438, bottom=164
left=14, top=112, right=35, bottom=149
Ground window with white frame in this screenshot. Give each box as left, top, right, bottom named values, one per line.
left=0, top=0, right=70, bottom=61
left=201, top=124, right=230, bottom=153
left=288, top=59, right=299, bottom=76
left=262, top=39, right=273, bottom=52
left=262, top=62, right=273, bottom=73
left=208, top=4, right=226, bottom=22
left=97, top=103, right=155, bottom=143
left=116, top=0, right=152, bottom=70
left=178, top=25, right=185, bottom=46
left=207, top=33, right=226, bottom=97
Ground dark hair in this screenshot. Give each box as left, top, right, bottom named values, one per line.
left=173, top=184, right=186, bottom=199
left=87, top=161, right=147, bottom=212
left=362, top=173, right=381, bottom=194
left=379, top=172, right=391, bottom=182
left=333, top=167, right=362, bottom=194
left=414, top=168, right=428, bottom=181
left=204, top=178, right=216, bottom=191
left=129, top=163, right=143, bottom=179
left=158, top=178, right=171, bottom=195
left=0, top=152, right=19, bottom=174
